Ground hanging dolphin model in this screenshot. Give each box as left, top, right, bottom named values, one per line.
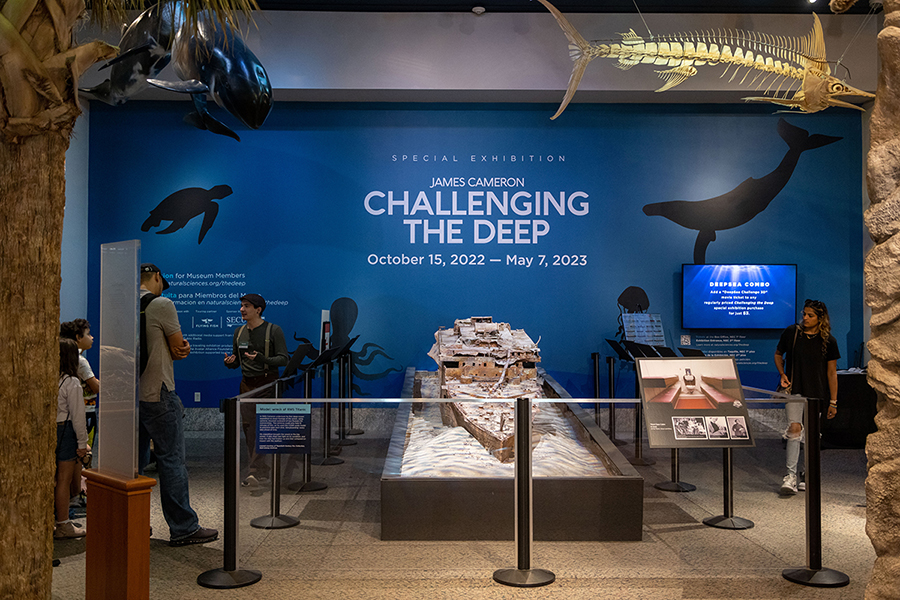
left=79, top=2, right=183, bottom=105
left=535, top=0, right=874, bottom=119
left=147, top=12, right=273, bottom=141
left=642, top=119, right=841, bottom=264
left=141, top=184, right=233, bottom=244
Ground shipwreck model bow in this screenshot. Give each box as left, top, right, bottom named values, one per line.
left=536, top=0, right=874, bottom=119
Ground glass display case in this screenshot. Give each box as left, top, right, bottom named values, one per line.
left=380, top=368, right=644, bottom=541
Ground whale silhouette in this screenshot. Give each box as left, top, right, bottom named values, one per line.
left=141, top=184, right=233, bottom=244
left=642, top=119, right=841, bottom=264
left=147, top=12, right=272, bottom=141
left=79, top=2, right=182, bottom=105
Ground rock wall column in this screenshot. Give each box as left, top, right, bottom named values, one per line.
left=858, top=1, right=900, bottom=598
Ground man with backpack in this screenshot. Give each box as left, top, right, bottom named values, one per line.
left=139, top=263, right=218, bottom=546
left=224, top=293, right=289, bottom=487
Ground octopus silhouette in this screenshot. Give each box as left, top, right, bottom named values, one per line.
left=292, top=297, right=402, bottom=396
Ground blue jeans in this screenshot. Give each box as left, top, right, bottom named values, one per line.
left=138, top=385, right=200, bottom=541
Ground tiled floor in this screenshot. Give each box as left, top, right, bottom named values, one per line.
left=52, top=413, right=873, bottom=599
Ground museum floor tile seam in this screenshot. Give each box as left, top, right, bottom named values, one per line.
left=51, top=421, right=873, bottom=599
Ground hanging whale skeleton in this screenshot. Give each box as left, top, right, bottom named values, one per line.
left=535, top=0, right=874, bottom=119
left=80, top=1, right=272, bottom=141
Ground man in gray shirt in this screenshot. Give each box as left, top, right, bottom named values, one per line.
left=140, top=263, right=218, bottom=546
left=224, top=293, right=289, bottom=486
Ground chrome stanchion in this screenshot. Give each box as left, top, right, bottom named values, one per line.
left=197, top=397, right=261, bottom=589
left=335, top=354, right=356, bottom=446
left=703, top=448, right=753, bottom=530
left=592, top=352, right=602, bottom=426
left=783, top=397, right=849, bottom=587
left=606, top=356, right=626, bottom=446
left=630, top=397, right=655, bottom=466
left=288, top=370, right=327, bottom=492
left=655, top=448, right=696, bottom=492
left=345, top=352, right=363, bottom=435
left=251, top=381, right=300, bottom=529
left=493, top=398, right=555, bottom=588
left=316, top=360, right=343, bottom=465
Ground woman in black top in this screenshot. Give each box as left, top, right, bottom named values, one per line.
left=774, top=299, right=840, bottom=495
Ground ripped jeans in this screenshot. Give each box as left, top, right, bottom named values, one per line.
left=784, top=400, right=805, bottom=477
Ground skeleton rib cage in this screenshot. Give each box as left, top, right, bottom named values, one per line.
left=578, top=23, right=828, bottom=96
left=536, top=0, right=872, bottom=117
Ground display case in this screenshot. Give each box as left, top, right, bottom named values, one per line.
left=380, top=367, right=644, bottom=541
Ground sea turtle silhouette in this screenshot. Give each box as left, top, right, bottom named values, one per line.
left=141, top=184, right=232, bottom=244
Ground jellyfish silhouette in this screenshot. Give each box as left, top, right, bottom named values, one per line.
left=141, top=184, right=233, bottom=244
left=618, top=286, right=650, bottom=313
left=615, top=286, right=650, bottom=341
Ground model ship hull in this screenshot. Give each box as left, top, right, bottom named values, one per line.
left=429, top=317, right=543, bottom=462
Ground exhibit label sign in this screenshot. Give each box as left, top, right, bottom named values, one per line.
left=255, top=403, right=311, bottom=454
left=636, top=357, right=754, bottom=448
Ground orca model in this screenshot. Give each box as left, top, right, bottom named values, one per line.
left=148, top=13, right=272, bottom=141
left=79, top=2, right=182, bottom=105
left=642, top=119, right=841, bottom=264
left=141, top=184, right=233, bottom=244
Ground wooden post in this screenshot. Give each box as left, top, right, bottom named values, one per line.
left=83, top=470, right=156, bottom=600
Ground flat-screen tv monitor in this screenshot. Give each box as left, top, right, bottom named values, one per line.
left=682, top=264, right=796, bottom=330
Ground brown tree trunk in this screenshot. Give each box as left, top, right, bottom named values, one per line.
left=0, top=130, right=70, bottom=598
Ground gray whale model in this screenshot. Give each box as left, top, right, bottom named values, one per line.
left=79, top=2, right=182, bottom=105
left=147, top=13, right=273, bottom=141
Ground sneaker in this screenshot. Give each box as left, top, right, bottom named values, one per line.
left=68, top=493, right=86, bottom=509
left=798, top=480, right=806, bottom=492
left=169, top=527, right=218, bottom=547
left=780, top=474, right=798, bottom=495
left=54, top=521, right=86, bottom=539
left=241, top=475, right=259, bottom=487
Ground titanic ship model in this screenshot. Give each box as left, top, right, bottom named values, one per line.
left=427, top=317, right=543, bottom=462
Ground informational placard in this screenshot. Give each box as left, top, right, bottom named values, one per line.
left=255, top=403, right=311, bottom=454
left=622, top=313, right=665, bottom=345
left=636, top=356, right=754, bottom=448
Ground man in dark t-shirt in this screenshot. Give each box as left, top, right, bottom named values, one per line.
left=224, top=293, right=289, bottom=486
left=774, top=299, right=840, bottom=495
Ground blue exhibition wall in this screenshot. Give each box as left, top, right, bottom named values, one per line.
left=87, top=101, right=864, bottom=407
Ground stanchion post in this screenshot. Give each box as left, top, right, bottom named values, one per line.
left=492, top=398, right=555, bottom=588
left=197, top=397, right=261, bottom=589
left=288, top=370, right=327, bottom=492
left=251, top=381, right=300, bottom=529
left=346, top=352, right=363, bottom=436
left=591, top=352, right=601, bottom=425
left=335, top=353, right=356, bottom=446
left=702, top=448, right=753, bottom=530
left=317, top=360, right=343, bottom=465
left=606, top=357, right=626, bottom=446
left=630, top=398, right=655, bottom=466
left=655, top=448, right=696, bottom=493
left=782, top=397, right=850, bottom=587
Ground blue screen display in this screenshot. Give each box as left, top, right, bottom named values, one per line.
left=682, top=264, right=796, bottom=330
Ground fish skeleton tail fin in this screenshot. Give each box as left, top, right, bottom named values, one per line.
left=536, top=0, right=595, bottom=120
left=777, top=118, right=842, bottom=152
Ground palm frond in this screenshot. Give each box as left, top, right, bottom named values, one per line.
left=86, top=0, right=260, bottom=37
